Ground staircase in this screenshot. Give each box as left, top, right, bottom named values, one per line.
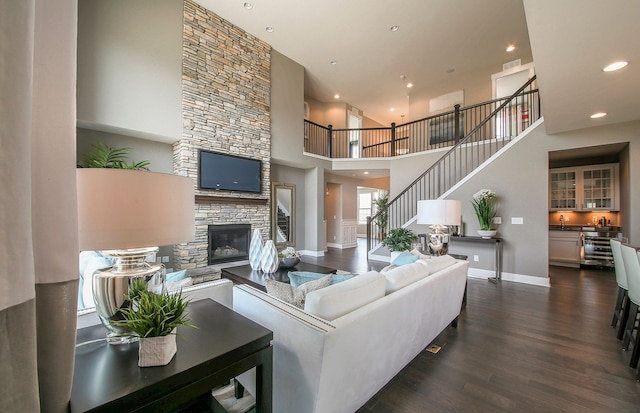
left=367, top=75, right=540, bottom=253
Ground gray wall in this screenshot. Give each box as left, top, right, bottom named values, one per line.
left=403, top=119, right=640, bottom=281
left=76, top=128, right=174, bottom=173
left=77, top=0, right=183, bottom=143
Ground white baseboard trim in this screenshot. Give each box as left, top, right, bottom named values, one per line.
left=467, top=268, right=550, bottom=287
left=327, top=242, right=358, bottom=250
left=299, top=249, right=325, bottom=257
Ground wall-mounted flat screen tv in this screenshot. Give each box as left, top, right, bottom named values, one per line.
left=198, top=150, right=262, bottom=194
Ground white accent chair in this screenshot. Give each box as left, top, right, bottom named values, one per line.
left=610, top=239, right=629, bottom=339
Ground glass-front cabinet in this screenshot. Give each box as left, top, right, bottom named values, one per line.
left=549, top=163, right=619, bottom=211
left=550, top=169, right=577, bottom=210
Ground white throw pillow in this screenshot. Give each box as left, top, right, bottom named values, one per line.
left=304, top=271, right=386, bottom=321
left=383, top=261, right=429, bottom=294
left=264, top=274, right=332, bottom=308
left=419, top=254, right=457, bottom=274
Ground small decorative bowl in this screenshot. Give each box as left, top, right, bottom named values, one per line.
left=279, top=257, right=300, bottom=269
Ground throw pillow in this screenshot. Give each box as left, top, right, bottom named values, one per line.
left=82, top=255, right=115, bottom=309
left=166, top=269, right=188, bottom=282
left=288, top=271, right=353, bottom=288
left=265, top=274, right=333, bottom=308
left=392, top=251, right=419, bottom=266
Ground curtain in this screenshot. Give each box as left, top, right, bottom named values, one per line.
left=0, top=0, right=78, bottom=412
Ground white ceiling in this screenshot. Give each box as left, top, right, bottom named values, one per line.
left=195, top=0, right=639, bottom=137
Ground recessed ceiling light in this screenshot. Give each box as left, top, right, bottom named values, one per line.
left=406, top=83, right=413, bottom=88
left=390, top=108, right=395, bottom=112
left=506, top=44, right=516, bottom=52
left=590, top=112, right=607, bottom=119
left=243, top=2, right=253, bottom=10
left=265, top=26, right=274, bottom=33
left=603, top=61, right=629, bottom=72
left=390, top=25, right=399, bottom=32
left=330, top=60, right=337, bottom=65
left=334, top=94, right=340, bottom=99
left=364, top=171, right=369, bottom=175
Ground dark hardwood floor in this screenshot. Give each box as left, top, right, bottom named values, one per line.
left=303, top=240, right=640, bottom=412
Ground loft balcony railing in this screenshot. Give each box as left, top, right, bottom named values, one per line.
left=305, top=86, right=538, bottom=160
left=360, top=76, right=540, bottom=253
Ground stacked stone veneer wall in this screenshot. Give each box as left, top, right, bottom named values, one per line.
left=174, top=0, right=272, bottom=269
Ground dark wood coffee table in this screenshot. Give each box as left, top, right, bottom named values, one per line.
left=221, top=262, right=337, bottom=291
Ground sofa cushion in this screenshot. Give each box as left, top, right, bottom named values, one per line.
left=383, top=261, right=429, bottom=294
left=264, top=274, right=333, bottom=308
left=419, top=254, right=457, bottom=274
left=304, top=271, right=386, bottom=321
left=288, top=271, right=353, bottom=288
left=392, top=251, right=419, bottom=266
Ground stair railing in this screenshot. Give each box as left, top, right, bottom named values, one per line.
left=367, top=75, right=540, bottom=252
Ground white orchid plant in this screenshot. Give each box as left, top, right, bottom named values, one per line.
left=278, top=246, right=300, bottom=258
left=471, top=189, right=497, bottom=231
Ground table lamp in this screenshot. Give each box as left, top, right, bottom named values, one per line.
left=77, top=169, right=194, bottom=344
left=416, top=199, right=461, bottom=255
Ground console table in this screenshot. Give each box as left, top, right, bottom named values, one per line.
left=450, top=235, right=503, bottom=283
left=71, top=299, right=273, bottom=413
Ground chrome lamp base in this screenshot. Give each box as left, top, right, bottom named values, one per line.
left=93, top=247, right=165, bottom=345
left=428, top=224, right=451, bottom=256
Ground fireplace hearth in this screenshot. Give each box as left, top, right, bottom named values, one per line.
left=208, top=224, right=251, bottom=265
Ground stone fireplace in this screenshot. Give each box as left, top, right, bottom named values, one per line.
left=172, top=1, right=272, bottom=270
left=208, top=224, right=251, bottom=265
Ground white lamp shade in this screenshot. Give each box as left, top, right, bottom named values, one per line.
left=77, top=169, right=195, bottom=250
left=417, top=199, right=461, bottom=226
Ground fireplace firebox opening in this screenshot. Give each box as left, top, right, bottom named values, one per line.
left=208, top=224, right=251, bottom=265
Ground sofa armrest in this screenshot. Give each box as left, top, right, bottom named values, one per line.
left=233, top=284, right=335, bottom=413
left=182, top=278, right=233, bottom=308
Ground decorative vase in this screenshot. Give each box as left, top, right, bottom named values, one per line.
left=279, top=256, right=300, bottom=269
left=138, top=328, right=177, bottom=367
left=260, top=240, right=279, bottom=273
left=477, top=230, right=497, bottom=239
left=249, top=229, right=263, bottom=270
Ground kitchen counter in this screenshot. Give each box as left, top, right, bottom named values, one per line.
left=549, top=225, right=622, bottom=232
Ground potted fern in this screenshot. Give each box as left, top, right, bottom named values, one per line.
left=382, top=227, right=418, bottom=261
left=114, top=279, right=196, bottom=367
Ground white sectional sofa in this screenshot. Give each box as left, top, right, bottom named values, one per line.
left=233, top=256, right=470, bottom=413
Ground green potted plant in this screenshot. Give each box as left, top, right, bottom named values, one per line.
left=471, top=189, right=498, bottom=238
left=78, top=141, right=150, bottom=170
left=114, top=279, right=196, bottom=367
left=382, top=227, right=418, bottom=260
left=373, top=193, right=389, bottom=240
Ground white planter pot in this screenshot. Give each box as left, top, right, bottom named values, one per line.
left=138, top=329, right=177, bottom=367
left=477, top=230, right=497, bottom=239
left=390, top=250, right=404, bottom=263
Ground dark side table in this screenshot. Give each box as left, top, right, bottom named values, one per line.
left=71, top=299, right=273, bottom=413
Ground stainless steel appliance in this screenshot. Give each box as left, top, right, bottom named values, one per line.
left=580, top=228, right=622, bottom=267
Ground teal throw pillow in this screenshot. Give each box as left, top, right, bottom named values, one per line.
left=392, top=251, right=419, bottom=266
left=166, top=269, right=188, bottom=282
left=288, top=271, right=353, bottom=288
